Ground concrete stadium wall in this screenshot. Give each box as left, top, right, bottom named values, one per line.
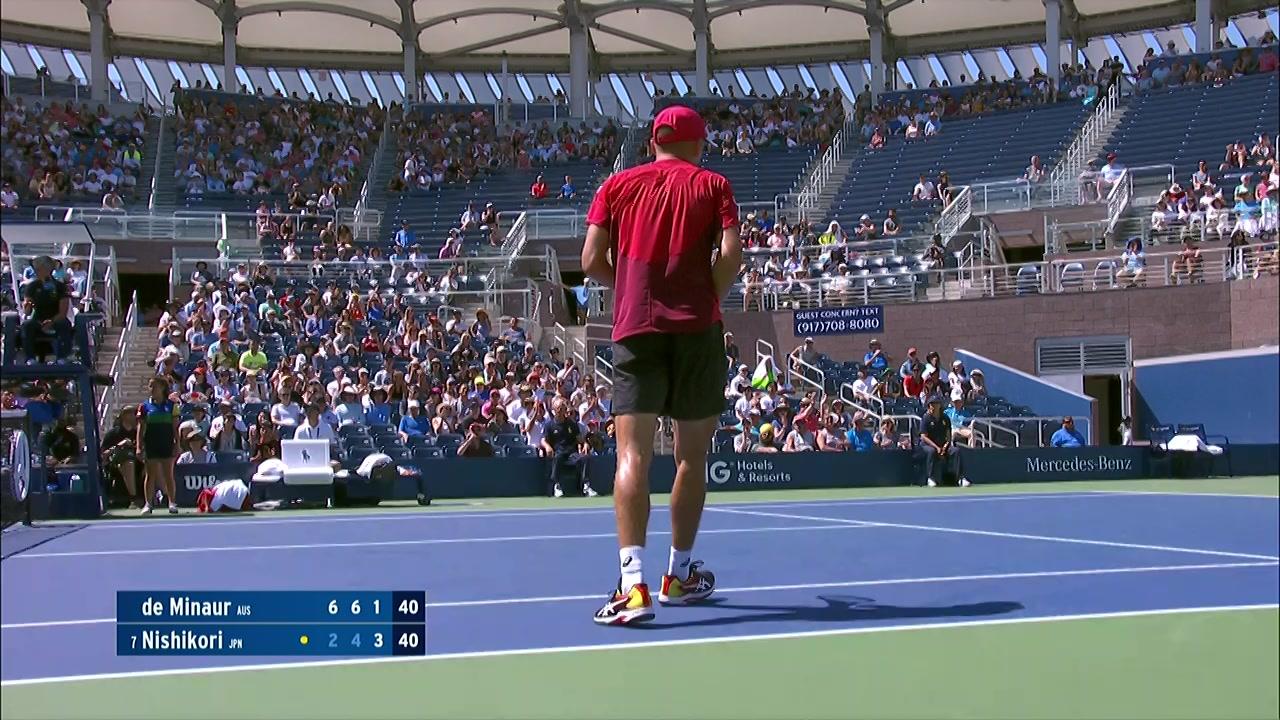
left=953, top=348, right=1097, bottom=441
left=722, top=275, right=1280, bottom=374
left=1134, top=346, right=1280, bottom=445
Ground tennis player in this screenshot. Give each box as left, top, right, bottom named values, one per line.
left=582, top=105, right=743, bottom=625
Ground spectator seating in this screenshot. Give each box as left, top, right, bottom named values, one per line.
left=1, top=97, right=159, bottom=211
left=5, top=75, right=92, bottom=100
left=158, top=258, right=582, bottom=475
left=714, top=345, right=1055, bottom=450
left=373, top=157, right=608, bottom=256
left=726, top=248, right=935, bottom=309
left=828, top=101, right=1089, bottom=237
left=700, top=146, right=816, bottom=207
left=172, top=89, right=382, bottom=211
left=1099, top=72, right=1279, bottom=182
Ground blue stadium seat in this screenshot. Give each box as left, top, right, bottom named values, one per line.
left=414, top=447, right=445, bottom=462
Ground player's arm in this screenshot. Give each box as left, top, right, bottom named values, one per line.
left=712, top=175, right=744, bottom=299
left=711, top=224, right=743, bottom=300
left=581, top=223, right=615, bottom=287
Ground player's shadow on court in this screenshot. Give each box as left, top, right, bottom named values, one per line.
left=645, top=595, right=1023, bottom=629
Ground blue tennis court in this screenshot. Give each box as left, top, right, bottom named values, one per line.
left=2, top=484, right=1276, bottom=695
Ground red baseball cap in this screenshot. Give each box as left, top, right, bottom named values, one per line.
left=651, top=105, right=706, bottom=145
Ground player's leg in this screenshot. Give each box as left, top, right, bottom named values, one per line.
left=142, top=459, right=159, bottom=514
left=659, top=322, right=727, bottom=605
left=162, top=459, right=178, bottom=513
left=593, top=411, right=658, bottom=626
left=614, top=412, right=658, bottom=552
left=594, top=334, right=665, bottom=626
left=659, top=415, right=718, bottom=604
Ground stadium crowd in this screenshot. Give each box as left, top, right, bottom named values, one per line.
left=1132, top=40, right=1279, bottom=92
left=1146, top=135, right=1279, bottom=242
left=171, top=91, right=384, bottom=201
left=386, top=106, right=619, bottom=194
left=1134, top=135, right=1280, bottom=282
left=734, top=215, right=950, bottom=311
left=104, top=259, right=619, bottom=509
left=0, top=96, right=150, bottom=211
left=638, top=88, right=846, bottom=162
left=721, top=335, right=987, bottom=483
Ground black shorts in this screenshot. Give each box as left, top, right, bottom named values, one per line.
left=611, top=322, right=726, bottom=421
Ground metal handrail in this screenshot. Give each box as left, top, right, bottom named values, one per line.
left=353, top=110, right=393, bottom=230
left=730, top=243, right=1249, bottom=306
left=794, top=119, right=856, bottom=221
left=953, top=240, right=976, bottom=276
left=7, top=258, right=21, bottom=308
left=969, top=179, right=1033, bottom=215
left=501, top=212, right=529, bottom=269
left=594, top=355, right=615, bottom=389
left=971, top=415, right=1094, bottom=447
left=839, top=381, right=885, bottom=418
left=1049, top=81, right=1121, bottom=206
left=28, top=205, right=365, bottom=244
left=971, top=418, right=1021, bottom=448
left=98, top=290, right=139, bottom=435
left=936, top=185, right=972, bottom=242
left=148, top=114, right=165, bottom=212
left=167, top=253, right=551, bottom=297
left=753, top=339, right=784, bottom=388
left=834, top=382, right=925, bottom=446
left=1105, top=168, right=1132, bottom=232
left=787, top=351, right=827, bottom=400
left=551, top=322, right=570, bottom=359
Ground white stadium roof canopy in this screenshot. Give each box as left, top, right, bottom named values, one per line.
left=1, top=0, right=1275, bottom=74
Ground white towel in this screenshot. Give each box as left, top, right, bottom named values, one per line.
left=356, top=453, right=393, bottom=479
left=1163, top=434, right=1224, bottom=455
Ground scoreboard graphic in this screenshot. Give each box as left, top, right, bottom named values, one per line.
left=116, top=591, right=426, bottom=657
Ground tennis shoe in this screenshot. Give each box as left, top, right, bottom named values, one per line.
left=593, top=582, right=655, bottom=626
left=658, top=561, right=716, bottom=605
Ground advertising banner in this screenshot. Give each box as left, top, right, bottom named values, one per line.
left=962, top=447, right=1149, bottom=483
left=174, top=463, right=252, bottom=506
left=792, top=305, right=884, bottom=337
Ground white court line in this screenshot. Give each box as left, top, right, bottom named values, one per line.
left=69, top=491, right=1132, bottom=531
left=2, top=603, right=1276, bottom=687
left=1085, top=490, right=1279, bottom=500
left=5, top=523, right=874, bottom=560
left=4, top=560, right=1275, bottom=629
left=712, top=507, right=1280, bottom=562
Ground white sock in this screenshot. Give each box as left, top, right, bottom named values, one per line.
left=619, top=546, right=644, bottom=592
left=668, top=548, right=692, bottom=580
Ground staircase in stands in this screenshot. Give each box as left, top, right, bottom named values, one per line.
left=98, top=327, right=155, bottom=431
left=806, top=154, right=858, bottom=223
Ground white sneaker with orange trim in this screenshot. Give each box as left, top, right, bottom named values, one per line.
left=658, top=561, right=716, bottom=605
left=593, top=582, right=656, bottom=626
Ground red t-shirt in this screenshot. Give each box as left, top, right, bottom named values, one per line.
left=903, top=375, right=926, bottom=398
left=587, top=158, right=738, bottom=342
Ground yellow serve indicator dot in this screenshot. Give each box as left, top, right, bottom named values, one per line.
left=299, top=635, right=309, bottom=645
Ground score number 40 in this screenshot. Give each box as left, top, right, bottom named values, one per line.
left=326, top=598, right=421, bottom=616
